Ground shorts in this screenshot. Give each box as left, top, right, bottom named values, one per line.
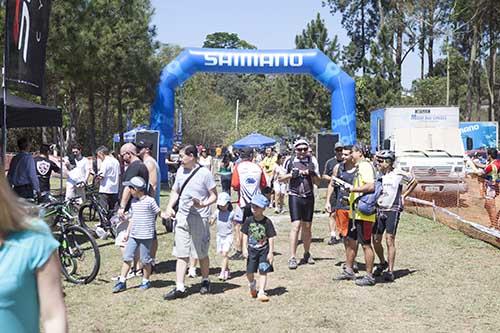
left=335, top=209, right=350, bottom=237
left=373, top=210, right=401, bottom=235
left=172, top=214, right=210, bottom=259
left=347, top=219, right=373, bottom=245
left=216, top=234, right=233, bottom=253
left=65, top=182, right=85, bottom=201
left=123, top=237, right=153, bottom=265
left=289, top=195, right=314, bottom=222
left=273, top=180, right=287, bottom=194
left=246, top=246, right=274, bottom=274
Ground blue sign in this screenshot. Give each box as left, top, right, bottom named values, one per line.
left=460, top=122, right=498, bottom=149
left=150, top=48, right=356, bottom=181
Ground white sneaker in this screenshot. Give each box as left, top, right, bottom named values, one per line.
left=188, top=268, right=197, bottom=278
left=224, top=269, right=231, bottom=280
left=218, top=271, right=226, bottom=281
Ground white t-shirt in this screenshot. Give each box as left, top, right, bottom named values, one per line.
left=66, top=156, right=89, bottom=185
left=214, top=209, right=235, bottom=237
left=174, top=165, right=216, bottom=218
left=98, top=156, right=121, bottom=194
left=377, top=169, right=414, bottom=210
left=199, top=155, right=213, bottom=171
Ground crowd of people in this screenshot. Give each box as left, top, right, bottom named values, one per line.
left=12, top=133, right=500, bottom=331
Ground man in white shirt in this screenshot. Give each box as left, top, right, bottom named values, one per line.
left=95, top=146, right=121, bottom=220
left=65, top=144, right=90, bottom=200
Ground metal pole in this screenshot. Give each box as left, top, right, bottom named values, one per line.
left=59, top=127, right=64, bottom=196
left=446, top=34, right=450, bottom=106
left=235, top=99, right=239, bottom=132
left=1, top=66, right=7, bottom=166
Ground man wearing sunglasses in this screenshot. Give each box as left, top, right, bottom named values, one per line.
left=280, top=139, right=319, bottom=270
left=372, top=150, right=417, bottom=282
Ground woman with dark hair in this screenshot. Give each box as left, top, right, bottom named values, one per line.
left=218, top=153, right=233, bottom=195
left=0, top=169, right=68, bottom=332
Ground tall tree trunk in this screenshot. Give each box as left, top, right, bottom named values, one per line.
left=116, top=88, right=124, bottom=145
left=100, top=85, right=111, bottom=145
left=466, top=23, right=479, bottom=120
left=88, top=86, right=96, bottom=154
left=361, top=0, right=366, bottom=75
left=419, top=13, right=426, bottom=80
left=395, top=25, right=404, bottom=87
left=67, top=87, right=79, bottom=149
left=488, top=30, right=496, bottom=121
left=427, top=14, right=434, bottom=77
left=476, top=62, right=482, bottom=120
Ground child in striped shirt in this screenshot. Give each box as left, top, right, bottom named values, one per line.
left=113, top=176, right=160, bottom=293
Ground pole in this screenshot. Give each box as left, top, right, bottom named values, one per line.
left=2, top=66, right=7, bottom=166
left=446, top=34, right=450, bottom=106
left=235, top=99, right=239, bottom=132
left=59, top=127, right=64, bottom=195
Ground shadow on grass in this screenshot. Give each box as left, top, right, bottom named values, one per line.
left=154, top=260, right=177, bottom=274
left=185, top=281, right=240, bottom=296
left=150, top=280, right=175, bottom=288
left=312, top=257, right=335, bottom=262
left=376, top=269, right=417, bottom=283
left=267, top=286, right=288, bottom=296
left=96, top=240, right=116, bottom=249
left=227, top=270, right=246, bottom=279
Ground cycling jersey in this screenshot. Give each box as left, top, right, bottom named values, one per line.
left=231, top=160, right=267, bottom=208
left=377, top=169, right=414, bottom=212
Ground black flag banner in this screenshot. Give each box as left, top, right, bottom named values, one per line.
left=4, top=0, right=52, bottom=96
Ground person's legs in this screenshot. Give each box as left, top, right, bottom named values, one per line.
left=175, top=257, right=189, bottom=290
left=328, top=212, right=337, bottom=242
left=362, top=244, right=375, bottom=275
left=221, top=252, right=229, bottom=273
left=386, top=233, right=396, bottom=272
left=372, top=233, right=385, bottom=264
left=301, top=221, right=312, bottom=253
left=258, top=273, right=268, bottom=294
left=138, top=239, right=153, bottom=282
left=233, top=223, right=242, bottom=253
left=199, top=256, right=210, bottom=279
left=289, top=220, right=301, bottom=258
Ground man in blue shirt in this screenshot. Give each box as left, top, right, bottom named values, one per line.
left=7, top=137, right=40, bottom=199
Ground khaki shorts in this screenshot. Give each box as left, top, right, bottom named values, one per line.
left=172, top=214, right=210, bottom=259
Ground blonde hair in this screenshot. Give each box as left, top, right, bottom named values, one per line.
left=0, top=167, right=30, bottom=235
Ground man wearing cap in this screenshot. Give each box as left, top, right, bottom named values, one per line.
left=95, top=146, right=121, bottom=221
left=323, top=142, right=345, bottom=245
left=163, top=145, right=217, bottom=300
left=279, top=139, right=320, bottom=270
left=231, top=147, right=267, bottom=260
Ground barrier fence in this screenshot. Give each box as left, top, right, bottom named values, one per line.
left=405, top=175, right=500, bottom=249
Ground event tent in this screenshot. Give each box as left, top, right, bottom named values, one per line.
left=113, top=125, right=148, bottom=143
left=0, top=93, right=62, bottom=128
left=233, top=133, right=276, bottom=149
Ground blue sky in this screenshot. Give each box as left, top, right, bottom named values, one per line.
left=150, top=0, right=433, bottom=89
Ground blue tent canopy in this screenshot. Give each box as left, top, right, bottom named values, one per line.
left=233, top=133, right=276, bottom=149
left=113, top=125, right=148, bottom=143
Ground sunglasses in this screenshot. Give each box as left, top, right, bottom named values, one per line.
left=295, top=147, right=308, bottom=152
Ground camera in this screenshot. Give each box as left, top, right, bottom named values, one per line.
left=291, top=168, right=300, bottom=178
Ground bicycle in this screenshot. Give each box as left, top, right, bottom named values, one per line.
left=78, top=184, right=115, bottom=239
left=40, top=197, right=101, bottom=284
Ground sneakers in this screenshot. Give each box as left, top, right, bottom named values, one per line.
left=257, top=292, right=270, bottom=302
left=200, top=280, right=211, bottom=295
left=384, top=271, right=395, bottom=282
left=373, top=261, right=389, bottom=277
left=163, top=288, right=187, bottom=301
left=112, top=281, right=127, bottom=293
left=355, top=275, right=376, bottom=286
left=187, top=267, right=197, bottom=278
left=334, top=269, right=356, bottom=281
left=224, top=269, right=231, bottom=280
left=218, top=271, right=225, bottom=281
left=288, top=257, right=298, bottom=270
left=327, top=236, right=336, bottom=245
left=249, top=287, right=257, bottom=298
left=139, top=280, right=151, bottom=290
left=300, top=252, right=315, bottom=265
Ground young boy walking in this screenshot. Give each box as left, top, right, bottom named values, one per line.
left=242, top=193, right=276, bottom=302
left=113, top=176, right=160, bottom=292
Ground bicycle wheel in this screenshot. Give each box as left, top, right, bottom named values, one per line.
left=59, top=225, right=101, bottom=284
left=78, top=203, right=105, bottom=235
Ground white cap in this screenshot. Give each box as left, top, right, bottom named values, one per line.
left=294, top=139, right=309, bottom=148
left=216, top=192, right=231, bottom=207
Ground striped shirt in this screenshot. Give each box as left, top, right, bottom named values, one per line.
left=129, top=195, right=160, bottom=239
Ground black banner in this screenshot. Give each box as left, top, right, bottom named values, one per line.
left=5, top=0, right=52, bottom=96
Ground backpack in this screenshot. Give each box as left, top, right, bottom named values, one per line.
left=353, top=162, right=382, bottom=215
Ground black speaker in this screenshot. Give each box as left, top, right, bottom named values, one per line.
left=135, top=130, right=160, bottom=162
left=466, top=137, right=473, bottom=151
left=316, top=133, right=339, bottom=188
left=383, top=139, right=391, bottom=150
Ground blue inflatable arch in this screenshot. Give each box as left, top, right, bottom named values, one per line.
left=150, top=48, right=356, bottom=181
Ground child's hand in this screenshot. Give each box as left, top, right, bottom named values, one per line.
left=243, top=250, right=248, bottom=259
left=209, top=218, right=215, bottom=226
left=267, top=252, right=274, bottom=264
left=123, top=231, right=129, bottom=242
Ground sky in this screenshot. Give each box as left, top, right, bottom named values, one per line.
left=150, top=0, right=432, bottom=89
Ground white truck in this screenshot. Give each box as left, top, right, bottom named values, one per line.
left=370, top=107, right=467, bottom=197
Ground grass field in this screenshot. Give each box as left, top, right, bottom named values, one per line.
left=60, top=187, right=500, bottom=333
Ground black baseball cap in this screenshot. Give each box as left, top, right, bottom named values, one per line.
left=136, top=139, right=153, bottom=150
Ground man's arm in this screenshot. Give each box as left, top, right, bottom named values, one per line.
left=402, top=177, right=418, bottom=199
left=322, top=159, right=333, bottom=182
left=144, top=159, right=158, bottom=197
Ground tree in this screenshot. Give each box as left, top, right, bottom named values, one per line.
left=203, top=32, right=256, bottom=49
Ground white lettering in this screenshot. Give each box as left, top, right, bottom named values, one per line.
left=460, top=124, right=480, bottom=134
left=203, top=53, right=304, bottom=68
left=204, top=54, right=218, bottom=66
left=18, top=1, right=31, bottom=63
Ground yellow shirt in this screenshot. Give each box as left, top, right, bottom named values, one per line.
left=260, top=155, right=277, bottom=176
left=349, top=159, right=376, bottom=222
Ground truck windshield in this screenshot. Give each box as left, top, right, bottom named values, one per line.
left=400, top=150, right=429, bottom=157
left=425, top=150, right=453, bottom=157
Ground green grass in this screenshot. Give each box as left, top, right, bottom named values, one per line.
left=53, top=181, right=500, bottom=332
